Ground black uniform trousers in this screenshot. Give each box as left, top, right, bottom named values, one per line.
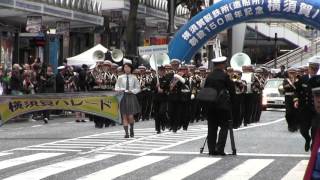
left=138, top=91, right=152, bottom=120
left=252, top=93, right=262, bottom=123
left=181, top=101, right=190, bottom=130
left=207, top=107, right=230, bottom=153
left=154, top=100, right=167, bottom=132
left=168, top=99, right=182, bottom=132
left=285, top=95, right=298, bottom=131
left=190, top=99, right=197, bottom=123
left=243, top=93, right=255, bottom=126
left=232, top=94, right=244, bottom=128
left=299, top=107, right=316, bottom=143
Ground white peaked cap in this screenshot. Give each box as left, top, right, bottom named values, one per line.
left=308, top=56, right=320, bottom=65
left=95, top=60, right=104, bottom=64
left=171, top=59, right=181, bottom=63
left=89, top=64, right=96, bottom=70
left=123, top=58, right=132, bottom=64
left=211, top=56, right=227, bottom=63
left=57, top=66, right=65, bottom=70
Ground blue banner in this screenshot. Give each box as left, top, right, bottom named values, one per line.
left=169, top=0, right=320, bottom=63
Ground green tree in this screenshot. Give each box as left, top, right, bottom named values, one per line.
left=125, top=0, right=139, bottom=56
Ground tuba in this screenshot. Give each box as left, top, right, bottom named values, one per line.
left=149, top=53, right=170, bottom=71
left=93, top=50, right=105, bottom=62
left=111, top=49, right=124, bottom=63
left=230, top=53, right=251, bottom=72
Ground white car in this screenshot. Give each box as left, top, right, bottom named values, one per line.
left=262, top=78, right=285, bottom=110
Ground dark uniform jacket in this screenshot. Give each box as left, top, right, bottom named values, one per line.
left=283, top=78, right=296, bottom=95
left=56, top=73, right=65, bottom=93
left=295, top=75, right=314, bottom=111
left=151, top=75, right=170, bottom=102
left=204, top=68, right=235, bottom=103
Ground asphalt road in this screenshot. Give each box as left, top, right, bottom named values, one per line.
left=0, top=109, right=310, bottom=180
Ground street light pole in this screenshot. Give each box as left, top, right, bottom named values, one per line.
left=207, top=0, right=214, bottom=69
left=274, top=33, right=278, bottom=68
left=169, top=0, right=175, bottom=39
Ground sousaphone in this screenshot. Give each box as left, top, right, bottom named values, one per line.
left=111, top=49, right=124, bottom=63
left=230, top=52, right=251, bottom=72
left=149, top=53, right=170, bottom=70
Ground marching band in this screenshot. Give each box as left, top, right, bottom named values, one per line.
left=52, top=50, right=320, bottom=154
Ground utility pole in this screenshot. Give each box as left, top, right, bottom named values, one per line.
left=274, top=33, right=278, bottom=68
left=169, top=0, right=175, bottom=40
left=207, top=0, right=214, bottom=69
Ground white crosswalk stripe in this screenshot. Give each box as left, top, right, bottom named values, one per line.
left=3, top=154, right=114, bottom=180
left=0, top=153, right=12, bottom=157
left=216, top=159, right=274, bottom=180
left=281, top=160, right=309, bottom=180
left=150, top=157, right=221, bottom=180
left=0, top=152, right=310, bottom=180
left=78, top=156, right=169, bottom=180
left=0, top=153, right=63, bottom=171
left=11, top=126, right=208, bottom=154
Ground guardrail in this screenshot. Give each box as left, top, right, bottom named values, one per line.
left=264, top=38, right=320, bottom=68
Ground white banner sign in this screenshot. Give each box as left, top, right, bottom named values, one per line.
left=138, top=45, right=168, bottom=55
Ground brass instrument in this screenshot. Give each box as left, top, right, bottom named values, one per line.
left=230, top=53, right=251, bottom=72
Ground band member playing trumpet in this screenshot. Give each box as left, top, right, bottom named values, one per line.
left=252, top=68, right=265, bottom=123
left=231, top=69, right=247, bottom=129
left=151, top=66, right=170, bottom=134
left=168, top=64, right=186, bottom=132
left=283, top=67, right=298, bottom=132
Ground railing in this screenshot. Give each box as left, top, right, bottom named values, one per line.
left=141, top=0, right=189, bottom=16
left=264, top=38, right=320, bottom=68
left=282, top=23, right=315, bottom=40
left=30, top=0, right=102, bottom=15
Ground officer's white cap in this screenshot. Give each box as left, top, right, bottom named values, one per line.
left=111, top=63, right=119, bottom=68
left=199, top=66, right=207, bottom=70
left=211, top=56, right=227, bottom=63
left=287, top=67, right=297, bottom=72
left=171, top=59, right=181, bottom=64
left=255, top=68, right=263, bottom=73
left=308, top=56, right=320, bottom=65
left=138, top=65, right=146, bottom=69
left=123, top=58, right=132, bottom=65
left=57, top=66, right=65, bottom=70
left=89, top=64, right=96, bottom=70
left=95, top=59, right=104, bottom=63
left=103, top=60, right=112, bottom=65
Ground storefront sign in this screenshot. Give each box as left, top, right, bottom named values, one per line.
left=26, top=16, right=42, bottom=33
left=0, top=92, right=122, bottom=126
left=169, top=0, right=320, bottom=63
left=138, top=45, right=168, bottom=55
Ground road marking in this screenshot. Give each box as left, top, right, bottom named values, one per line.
left=33, top=145, right=95, bottom=149
left=4, top=154, right=114, bottom=180
left=0, top=153, right=12, bottom=157
left=78, top=156, right=169, bottom=180
left=150, top=157, right=221, bottom=180
left=281, top=160, right=309, bottom=180
left=31, top=125, right=43, bottom=128
left=18, top=148, right=82, bottom=152
left=65, top=141, right=115, bottom=144
left=216, top=159, right=274, bottom=180
left=0, top=153, right=63, bottom=170
left=52, top=143, right=106, bottom=147
left=152, top=151, right=310, bottom=158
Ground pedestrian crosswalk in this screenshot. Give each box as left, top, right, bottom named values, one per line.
left=12, top=125, right=208, bottom=155
left=4, top=154, right=114, bottom=180
left=0, top=152, right=309, bottom=180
